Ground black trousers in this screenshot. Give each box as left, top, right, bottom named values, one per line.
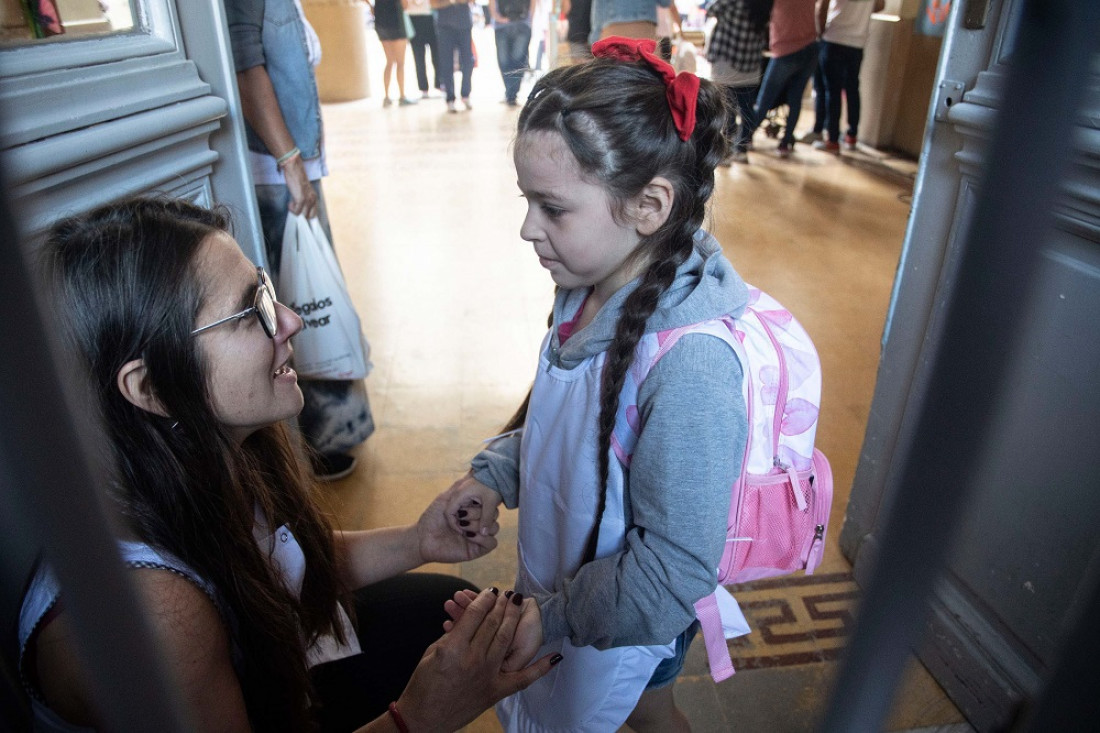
left=310, top=573, right=477, bottom=732
left=409, top=14, right=441, bottom=92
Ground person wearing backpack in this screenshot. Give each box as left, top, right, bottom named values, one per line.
left=491, top=0, right=537, bottom=106
left=439, top=39, right=753, bottom=731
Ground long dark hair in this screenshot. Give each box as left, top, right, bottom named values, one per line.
left=511, top=58, right=729, bottom=559
left=42, top=197, right=347, bottom=730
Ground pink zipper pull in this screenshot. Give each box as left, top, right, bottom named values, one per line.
left=778, top=459, right=807, bottom=511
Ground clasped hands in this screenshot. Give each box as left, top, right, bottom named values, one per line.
left=435, top=474, right=546, bottom=674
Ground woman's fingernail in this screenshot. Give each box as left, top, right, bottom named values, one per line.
left=459, top=519, right=470, bottom=527
left=550, top=654, right=563, bottom=665
left=504, top=590, right=514, bottom=598
left=511, top=592, right=523, bottom=606
left=457, top=509, right=467, bottom=518
left=489, top=587, right=500, bottom=595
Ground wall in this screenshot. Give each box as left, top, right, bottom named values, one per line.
left=859, top=0, right=943, bottom=158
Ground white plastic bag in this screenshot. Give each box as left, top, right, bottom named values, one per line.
left=277, top=213, right=371, bottom=380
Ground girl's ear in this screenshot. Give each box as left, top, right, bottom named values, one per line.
left=634, top=176, right=675, bottom=236
left=116, top=359, right=170, bottom=417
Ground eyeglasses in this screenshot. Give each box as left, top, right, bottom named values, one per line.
left=191, top=267, right=278, bottom=339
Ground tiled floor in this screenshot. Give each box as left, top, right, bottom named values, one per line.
left=312, top=28, right=972, bottom=732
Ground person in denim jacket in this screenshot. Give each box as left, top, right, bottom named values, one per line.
left=226, top=0, right=374, bottom=481
left=590, top=0, right=672, bottom=45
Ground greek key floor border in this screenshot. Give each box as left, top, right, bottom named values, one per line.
left=725, top=572, right=859, bottom=670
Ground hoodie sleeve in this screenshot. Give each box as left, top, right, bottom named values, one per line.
left=470, top=432, right=522, bottom=508
left=536, top=333, right=747, bottom=648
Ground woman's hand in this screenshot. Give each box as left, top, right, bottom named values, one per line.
left=443, top=473, right=504, bottom=538
left=415, top=482, right=501, bottom=563
left=392, top=589, right=560, bottom=731
left=444, top=588, right=545, bottom=672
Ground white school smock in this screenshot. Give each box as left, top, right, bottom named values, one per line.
left=495, top=331, right=676, bottom=732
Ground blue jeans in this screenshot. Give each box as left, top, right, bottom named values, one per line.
left=751, top=42, right=819, bottom=147
left=810, top=46, right=826, bottom=134
left=436, top=23, right=474, bottom=101
left=409, top=14, right=441, bottom=93
left=495, top=21, right=532, bottom=102
left=645, top=621, right=699, bottom=690
left=821, top=40, right=865, bottom=142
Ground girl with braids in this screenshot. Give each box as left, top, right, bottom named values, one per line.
left=18, top=197, right=558, bottom=732
left=443, top=37, right=752, bottom=732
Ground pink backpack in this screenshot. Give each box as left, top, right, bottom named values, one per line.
left=611, top=287, right=833, bottom=682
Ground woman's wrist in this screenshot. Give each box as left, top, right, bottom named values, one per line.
left=407, top=523, right=430, bottom=567
left=392, top=695, right=431, bottom=731
left=387, top=701, right=410, bottom=732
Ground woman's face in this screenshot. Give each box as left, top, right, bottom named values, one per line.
left=192, top=232, right=304, bottom=442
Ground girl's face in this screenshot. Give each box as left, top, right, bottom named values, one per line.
left=192, top=232, right=305, bottom=443
left=515, top=131, right=646, bottom=302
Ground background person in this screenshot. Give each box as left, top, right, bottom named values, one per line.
left=407, top=0, right=444, bottom=98
left=226, top=0, right=374, bottom=481
left=706, top=0, right=773, bottom=164
left=813, top=0, right=885, bottom=153
left=432, top=0, right=477, bottom=112
left=490, top=0, right=537, bottom=106
left=368, top=0, right=419, bottom=106
left=745, top=0, right=818, bottom=158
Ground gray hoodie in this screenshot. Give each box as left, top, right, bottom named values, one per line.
left=472, top=230, right=750, bottom=649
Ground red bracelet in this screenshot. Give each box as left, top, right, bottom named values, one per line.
left=388, top=701, right=410, bottom=733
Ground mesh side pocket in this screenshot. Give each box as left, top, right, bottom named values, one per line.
left=727, top=471, right=817, bottom=583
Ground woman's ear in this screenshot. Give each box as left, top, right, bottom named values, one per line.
left=116, top=359, right=170, bottom=418
left=633, top=176, right=675, bottom=236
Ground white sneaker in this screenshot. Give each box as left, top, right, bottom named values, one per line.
left=446, top=100, right=457, bottom=113
left=462, top=97, right=473, bottom=110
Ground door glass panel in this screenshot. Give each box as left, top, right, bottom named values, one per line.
left=0, top=0, right=135, bottom=46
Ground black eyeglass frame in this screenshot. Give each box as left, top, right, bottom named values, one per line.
left=190, top=267, right=278, bottom=339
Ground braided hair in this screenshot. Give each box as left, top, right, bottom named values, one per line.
left=513, top=58, right=730, bottom=560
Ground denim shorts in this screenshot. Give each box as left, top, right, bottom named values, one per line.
left=645, top=620, right=700, bottom=690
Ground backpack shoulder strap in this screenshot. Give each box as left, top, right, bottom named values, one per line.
left=610, top=317, right=742, bottom=468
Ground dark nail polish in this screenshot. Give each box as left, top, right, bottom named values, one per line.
left=459, top=519, right=470, bottom=527
left=457, top=509, right=468, bottom=518
left=511, top=592, right=523, bottom=606
left=550, top=654, right=563, bottom=665
left=504, top=590, right=514, bottom=598
left=465, top=531, right=476, bottom=537
left=489, top=587, right=500, bottom=595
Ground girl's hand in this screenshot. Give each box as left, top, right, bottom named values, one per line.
left=444, top=474, right=504, bottom=538
left=444, top=589, right=545, bottom=672
left=394, top=589, right=560, bottom=731
left=416, top=486, right=500, bottom=563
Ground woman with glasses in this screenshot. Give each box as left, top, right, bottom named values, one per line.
left=19, top=197, right=557, bottom=732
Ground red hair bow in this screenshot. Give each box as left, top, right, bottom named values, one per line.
left=591, top=36, right=700, bottom=141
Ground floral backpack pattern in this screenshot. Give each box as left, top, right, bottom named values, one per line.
left=611, top=287, right=834, bottom=682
